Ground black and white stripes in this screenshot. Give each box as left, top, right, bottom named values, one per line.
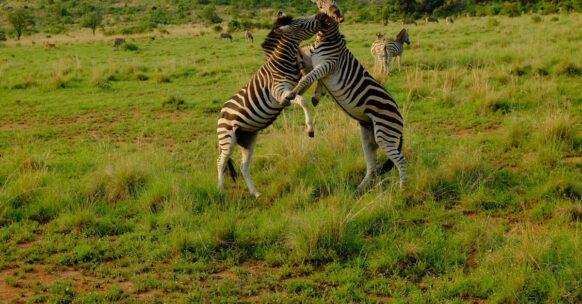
left=217, top=14, right=326, bottom=197
left=295, top=16, right=408, bottom=189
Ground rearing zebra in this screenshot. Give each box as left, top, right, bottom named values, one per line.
left=293, top=15, right=407, bottom=190
left=217, top=14, right=329, bottom=198
left=385, top=29, right=410, bottom=73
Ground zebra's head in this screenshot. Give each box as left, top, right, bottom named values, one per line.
left=273, top=13, right=332, bottom=41
left=397, top=29, right=410, bottom=45
left=311, top=0, right=344, bottom=23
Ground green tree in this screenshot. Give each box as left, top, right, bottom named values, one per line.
left=82, top=12, right=103, bottom=35
left=7, top=9, right=34, bottom=40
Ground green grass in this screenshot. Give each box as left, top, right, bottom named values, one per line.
left=1, top=13, right=581, bottom=303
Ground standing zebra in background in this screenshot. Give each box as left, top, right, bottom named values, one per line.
left=293, top=14, right=407, bottom=190
left=385, top=29, right=411, bottom=73
left=371, top=33, right=388, bottom=74
left=446, top=16, right=455, bottom=24
left=425, top=17, right=439, bottom=24
left=246, top=31, right=254, bottom=43
left=218, top=33, right=233, bottom=42
left=217, top=14, right=329, bottom=198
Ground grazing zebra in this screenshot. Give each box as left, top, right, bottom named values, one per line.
left=402, top=18, right=417, bottom=25
left=446, top=16, right=455, bottom=24
left=113, top=38, right=126, bottom=48
left=246, top=31, right=254, bottom=43
left=218, top=33, right=233, bottom=42
left=293, top=15, right=407, bottom=190
left=385, top=29, right=410, bottom=73
left=425, top=17, right=439, bottom=24
left=217, top=14, right=329, bottom=198
left=371, top=33, right=388, bottom=74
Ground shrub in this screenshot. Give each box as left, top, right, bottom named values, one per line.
left=0, top=30, right=7, bottom=41
left=212, top=25, right=223, bottom=33
left=122, top=43, right=139, bottom=51
left=531, top=15, right=542, bottom=23
left=162, top=96, right=185, bottom=109
left=487, top=18, right=500, bottom=26
left=228, top=19, right=241, bottom=32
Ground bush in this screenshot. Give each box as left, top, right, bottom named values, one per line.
left=212, top=25, right=223, bottom=33
left=228, top=19, right=241, bottom=32
left=162, top=96, right=186, bottom=109
left=531, top=15, right=542, bottom=23
left=488, top=18, right=500, bottom=26
left=122, top=43, right=139, bottom=51
left=0, top=29, right=7, bottom=41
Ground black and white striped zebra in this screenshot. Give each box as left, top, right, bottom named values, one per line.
left=385, top=29, right=410, bottom=73
left=293, top=15, right=407, bottom=190
left=217, top=14, right=329, bottom=198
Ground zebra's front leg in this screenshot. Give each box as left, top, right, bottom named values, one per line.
left=356, top=123, right=379, bottom=192
left=292, top=64, right=334, bottom=97
left=397, top=56, right=402, bottom=72
left=291, top=95, right=315, bottom=138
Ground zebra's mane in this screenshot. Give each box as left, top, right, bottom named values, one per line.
left=395, top=29, right=407, bottom=43
left=261, top=15, right=294, bottom=58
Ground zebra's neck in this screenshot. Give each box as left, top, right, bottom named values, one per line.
left=315, top=25, right=345, bottom=49
left=266, top=37, right=301, bottom=70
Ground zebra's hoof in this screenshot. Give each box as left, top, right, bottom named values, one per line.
left=253, top=192, right=262, bottom=198
left=312, top=97, right=319, bottom=107
left=308, top=130, right=315, bottom=138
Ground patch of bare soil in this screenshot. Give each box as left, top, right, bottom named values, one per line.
left=0, top=264, right=136, bottom=302
left=0, top=123, right=32, bottom=131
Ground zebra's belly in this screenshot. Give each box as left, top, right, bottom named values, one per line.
left=322, top=77, right=370, bottom=123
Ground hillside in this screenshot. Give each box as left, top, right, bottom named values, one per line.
left=0, top=0, right=579, bottom=40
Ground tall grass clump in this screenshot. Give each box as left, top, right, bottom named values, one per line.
left=85, top=158, right=151, bottom=203
left=286, top=197, right=364, bottom=263
left=413, top=147, right=488, bottom=202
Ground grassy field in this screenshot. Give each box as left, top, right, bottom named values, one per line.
left=1, top=13, right=581, bottom=303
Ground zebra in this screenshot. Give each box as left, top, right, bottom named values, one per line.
left=292, top=14, right=407, bottom=190
left=425, top=17, right=439, bottom=24
left=218, top=33, right=233, bottom=42
left=113, top=38, right=126, bottom=48
left=385, top=29, right=411, bottom=73
left=246, top=31, right=254, bottom=43
left=217, top=14, right=329, bottom=198
left=446, top=16, right=455, bottom=25
left=371, top=33, right=388, bottom=74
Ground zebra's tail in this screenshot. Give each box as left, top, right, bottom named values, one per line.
left=227, top=159, right=238, bottom=182
left=377, top=135, right=404, bottom=175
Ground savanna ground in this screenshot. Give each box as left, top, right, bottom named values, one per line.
left=0, top=13, right=581, bottom=303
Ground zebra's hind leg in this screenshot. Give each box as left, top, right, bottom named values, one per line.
left=217, top=129, right=237, bottom=192
left=372, top=122, right=407, bottom=190
left=291, top=95, right=315, bottom=138
left=238, top=131, right=261, bottom=198
left=356, top=123, right=379, bottom=192
left=311, top=81, right=327, bottom=107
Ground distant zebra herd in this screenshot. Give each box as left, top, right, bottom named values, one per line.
left=217, top=0, right=408, bottom=197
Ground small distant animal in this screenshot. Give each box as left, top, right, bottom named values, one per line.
left=218, top=33, right=233, bottom=42
left=371, top=33, right=388, bottom=74
left=113, top=38, right=126, bottom=48
left=402, top=18, right=417, bottom=25
left=446, top=16, right=455, bottom=24
left=45, top=42, right=56, bottom=48
left=425, top=17, right=439, bottom=24
left=246, top=31, right=254, bottom=43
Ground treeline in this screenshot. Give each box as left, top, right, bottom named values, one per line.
left=0, top=0, right=579, bottom=40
